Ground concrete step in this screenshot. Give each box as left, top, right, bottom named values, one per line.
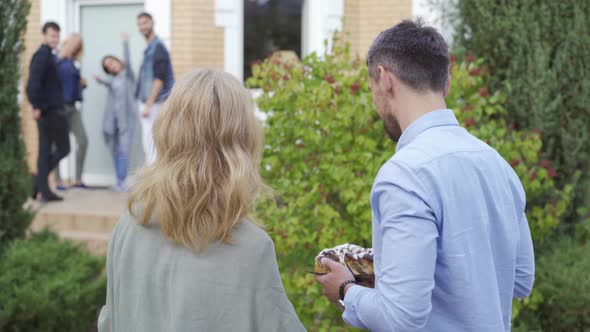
left=27, top=188, right=127, bottom=256
left=58, top=230, right=111, bottom=256
left=31, top=210, right=119, bottom=234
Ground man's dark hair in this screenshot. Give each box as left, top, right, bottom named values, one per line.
left=137, top=12, right=153, bottom=21
left=367, top=19, right=449, bottom=93
left=42, top=21, right=60, bottom=34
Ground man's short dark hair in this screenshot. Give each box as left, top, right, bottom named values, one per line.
left=42, top=21, right=60, bottom=34
left=367, top=19, right=449, bottom=93
left=137, top=12, right=153, bottom=21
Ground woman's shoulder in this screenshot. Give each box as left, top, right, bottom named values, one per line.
left=233, top=220, right=274, bottom=249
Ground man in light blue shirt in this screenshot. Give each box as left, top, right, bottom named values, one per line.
left=315, top=19, right=535, bottom=331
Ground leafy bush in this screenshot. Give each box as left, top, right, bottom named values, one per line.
left=249, top=43, right=391, bottom=331
left=515, top=239, right=590, bottom=331
left=0, top=231, right=106, bottom=332
left=0, top=0, right=33, bottom=247
left=536, top=239, right=590, bottom=330
left=249, top=44, right=575, bottom=330
left=447, top=0, right=590, bottom=223
left=447, top=56, right=576, bottom=246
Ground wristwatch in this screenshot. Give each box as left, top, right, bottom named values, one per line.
left=338, top=279, right=357, bottom=309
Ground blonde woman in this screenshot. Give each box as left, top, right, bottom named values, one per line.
left=55, top=33, right=88, bottom=190
left=97, top=69, right=305, bottom=332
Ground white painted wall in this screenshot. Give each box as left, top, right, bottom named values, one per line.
left=41, top=0, right=170, bottom=47
left=145, top=0, right=172, bottom=49
left=41, top=0, right=68, bottom=30
left=302, top=0, right=344, bottom=57
left=215, top=0, right=244, bottom=82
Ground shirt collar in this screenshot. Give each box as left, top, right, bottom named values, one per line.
left=145, top=36, right=160, bottom=53
left=396, top=109, right=459, bottom=152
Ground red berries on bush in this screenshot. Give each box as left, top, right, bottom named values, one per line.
left=479, top=87, right=489, bottom=97
left=540, top=160, right=552, bottom=169
left=469, top=68, right=481, bottom=76
left=464, top=118, right=476, bottom=127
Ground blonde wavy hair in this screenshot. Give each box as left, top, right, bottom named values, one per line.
left=58, top=33, right=83, bottom=61
left=128, top=69, right=266, bottom=251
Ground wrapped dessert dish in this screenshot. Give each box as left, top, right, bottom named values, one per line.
left=314, top=243, right=375, bottom=288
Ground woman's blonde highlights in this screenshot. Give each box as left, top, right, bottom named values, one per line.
left=128, top=69, right=266, bottom=251
left=59, top=33, right=83, bottom=61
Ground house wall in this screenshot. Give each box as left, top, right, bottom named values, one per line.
left=343, top=0, right=413, bottom=58
left=19, top=0, right=414, bottom=172
left=21, top=0, right=42, bottom=172
left=171, top=0, right=224, bottom=77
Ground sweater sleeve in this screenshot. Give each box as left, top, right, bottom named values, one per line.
left=122, top=40, right=135, bottom=82
left=57, top=60, right=76, bottom=103
left=26, top=50, right=49, bottom=109
left=152, top=44, right=169, bottom=82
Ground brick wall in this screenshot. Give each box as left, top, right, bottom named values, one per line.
left=19, top=0, right=412, bottom=171
left=343, top=0, right=412, bottom=58
left=20, top=0, right=41, bottom=172
left=171, top=0, right=224, bottom=78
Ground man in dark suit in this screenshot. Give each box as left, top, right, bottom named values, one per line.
left=27, top=21, right=70, bottom=202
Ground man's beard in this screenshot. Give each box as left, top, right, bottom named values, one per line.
left=143, top=28, right=153, bottom=38
left=383, top=111, right=402, bottom=142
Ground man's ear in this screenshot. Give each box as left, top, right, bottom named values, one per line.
left=378, top=65, right=395, bottom=96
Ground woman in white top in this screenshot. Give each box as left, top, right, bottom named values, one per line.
left=98, top=69, right=305, bottom=332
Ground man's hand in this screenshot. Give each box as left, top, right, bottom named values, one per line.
left=80, top=77, right=87, bottom=88
left=315, top=257, right=356, bottom=303
left=32, top=108, right=41, bottom=121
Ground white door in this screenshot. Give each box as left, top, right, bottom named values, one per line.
left=79, top=3, right=145, bottom=186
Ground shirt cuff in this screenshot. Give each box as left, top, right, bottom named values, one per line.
left=342, top=284, right=368, bottom=329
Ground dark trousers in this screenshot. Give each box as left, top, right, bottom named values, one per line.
left=36, top=109, right=70, bottom=197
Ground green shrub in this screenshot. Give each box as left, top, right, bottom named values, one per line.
left=536, top=239, right=590, bottom=330
left=447, top=56, right=576, bottom=246
left=515, top=239, right=590, bottom=331
left=447, top=0, right=590, bottom=224
left=249, top=43, right=575, bottom=330
left=0, top=231, right=106, bottom=332
left=0, top=0, right=33, bottom=247
left=249, top=43, right=391, bottom=331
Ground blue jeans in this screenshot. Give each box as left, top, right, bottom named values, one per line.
left=104, top=124, right=133, bottom=186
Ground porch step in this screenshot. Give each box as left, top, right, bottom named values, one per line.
left=58, top=230, right=111, bottom=256
left=28, top=188, right=127, bottom=256
left=31, top=210, right=119, bottom=234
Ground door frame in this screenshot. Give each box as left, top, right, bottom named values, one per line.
left=41, top=0, right=170, bottom=186
left=73, top=0, right=145, bottom=186
left=215, top=0, right=344, bottom=82
left=73, top=0, right=145, bottom=38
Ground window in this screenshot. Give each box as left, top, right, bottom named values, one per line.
left=244, top=0, right=303, bottom=79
